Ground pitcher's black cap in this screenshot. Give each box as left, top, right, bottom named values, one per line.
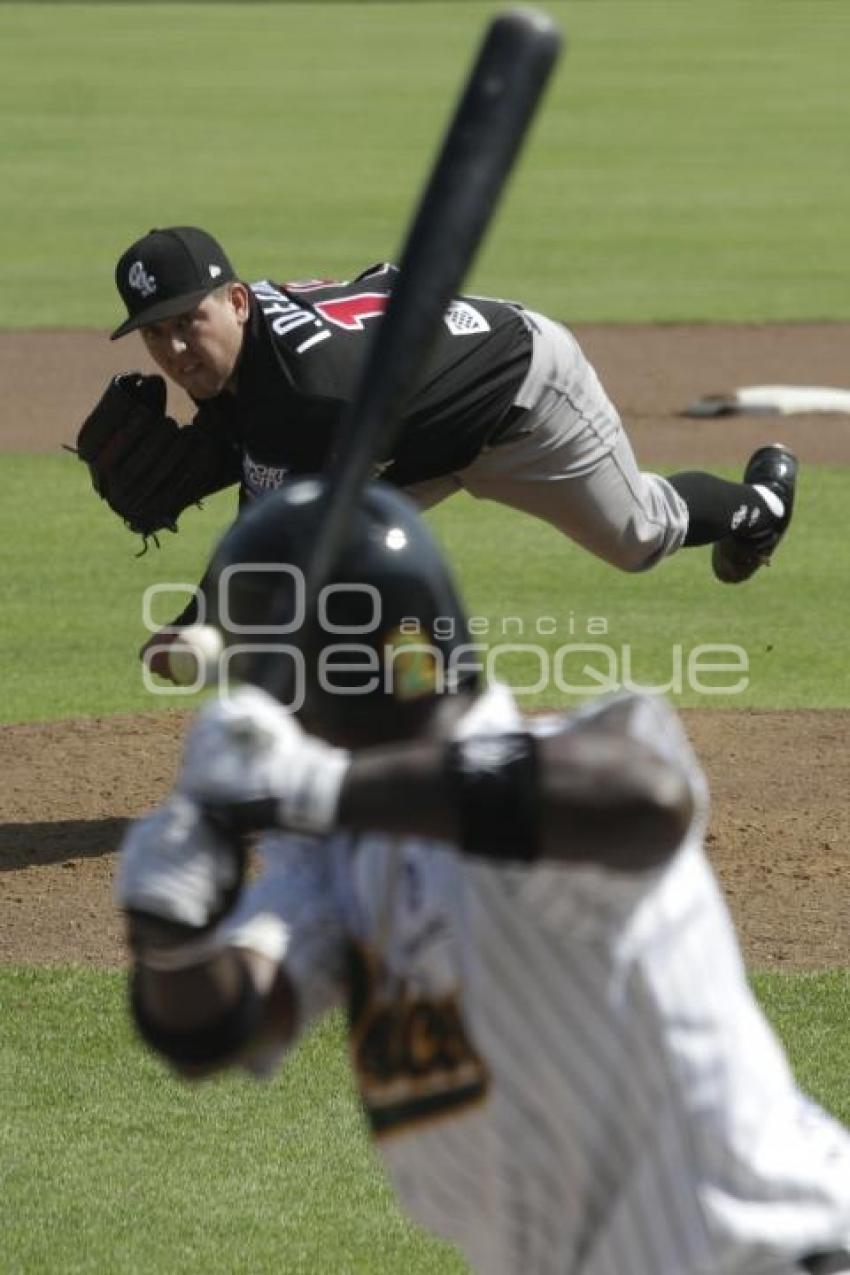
left=111, top=226, right=237, bottom=340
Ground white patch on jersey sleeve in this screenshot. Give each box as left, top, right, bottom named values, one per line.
left=452, top=680, right=524, bottom=738
left=444, top=300, right=491, bottom=336
left=467, top=689, right=709, bottom=936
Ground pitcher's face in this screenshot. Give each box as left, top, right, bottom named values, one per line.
left=140, top=283, right=250, bottom=399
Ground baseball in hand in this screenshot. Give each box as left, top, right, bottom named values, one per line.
left=168, top=625, right=224, bottom=689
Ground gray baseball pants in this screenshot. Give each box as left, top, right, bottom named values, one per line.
left=408, top=310, right=689, bottom=572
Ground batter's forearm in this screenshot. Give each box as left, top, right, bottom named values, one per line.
left=339, top=731, right=692, bottom=871
left=340, top=741, right=459, bottom=841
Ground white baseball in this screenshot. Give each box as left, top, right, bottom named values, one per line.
left=168, top=625, right=224, bottom=689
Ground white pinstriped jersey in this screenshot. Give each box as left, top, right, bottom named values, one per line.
left=222, top=686, right=850, bottom=1275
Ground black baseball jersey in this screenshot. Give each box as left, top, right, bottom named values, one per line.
left=191, top=264, right=533, bottom=499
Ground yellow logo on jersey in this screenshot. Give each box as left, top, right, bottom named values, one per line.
left=348, top=943, right=490, bottom=1138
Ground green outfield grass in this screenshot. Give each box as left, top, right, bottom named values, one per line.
left=1, top=455, right=847, bottom=722
left=0, top=966, right=846, bottom=1274
left=1, top=2, right=850, bottom=325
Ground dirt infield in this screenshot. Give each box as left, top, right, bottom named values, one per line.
left=1, top=325, right=848, bottom=971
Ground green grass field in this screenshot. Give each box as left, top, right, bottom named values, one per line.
left=1, top=3, right=848, bottom=1271
left=2, top=2, right=850, bottom=325
left=0, top=969, right=465, bottom=1274
left=1, top=967, right=847, bottom=1274
left=1, top=456, right=848, bottom=720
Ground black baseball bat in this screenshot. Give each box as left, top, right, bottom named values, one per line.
left=255, top=6, right=562, bottom=698
left=312, top=6, right=562, bottom=588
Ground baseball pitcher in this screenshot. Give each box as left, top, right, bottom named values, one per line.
left=74, top=227, right=797, bottom=676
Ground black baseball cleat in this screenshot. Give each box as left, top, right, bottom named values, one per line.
left=712, top=444, right=798, bottom=584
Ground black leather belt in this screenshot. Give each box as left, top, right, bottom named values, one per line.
left=801, top=1252, right=850, bottom=1274
left=488, top=401, right=531, bottom=446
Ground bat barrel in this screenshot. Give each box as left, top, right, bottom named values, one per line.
left=256, top=6, right=564, bottom=701
left=316, top=7, right=563, bottom=583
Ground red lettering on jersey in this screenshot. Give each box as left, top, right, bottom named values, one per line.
left=284, top=279, right=339, bottom=292
left=315, top=292, right=389, bottom=331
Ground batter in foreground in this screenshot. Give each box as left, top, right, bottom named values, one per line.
left=117, top=480, right=849, bottom=1275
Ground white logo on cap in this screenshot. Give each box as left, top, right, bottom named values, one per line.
left=128, top=260, right=157, bottom=298
left=209, top=264, right=222, bottom=278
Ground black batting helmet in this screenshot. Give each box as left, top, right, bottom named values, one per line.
left=204, top=477, right=479, bottom=745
